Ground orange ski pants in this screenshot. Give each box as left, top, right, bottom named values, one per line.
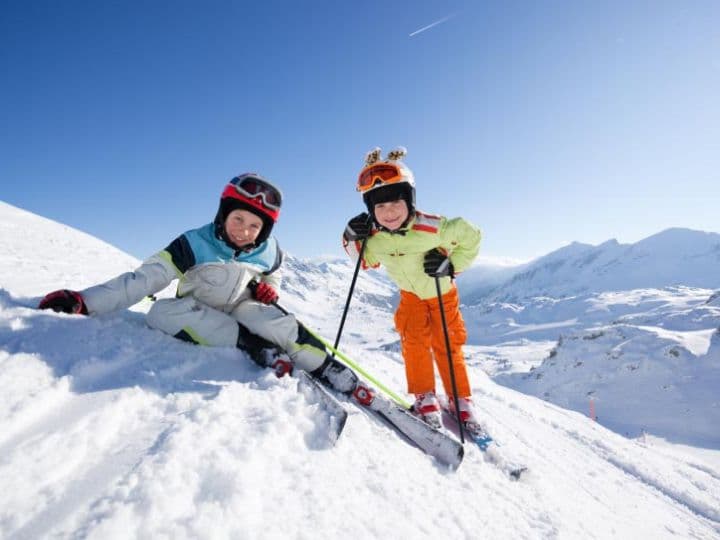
left=394, top=285, right=471, bottom=398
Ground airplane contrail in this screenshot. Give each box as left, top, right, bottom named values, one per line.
left=409, top=13, right=457, bottom=37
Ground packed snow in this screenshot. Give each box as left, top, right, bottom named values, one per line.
left=1, top=200, right=719, bottom=539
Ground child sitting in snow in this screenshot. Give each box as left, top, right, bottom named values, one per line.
left=342, top=148, right=481, bottom=428
left=39, top=173, right=357, bottom=394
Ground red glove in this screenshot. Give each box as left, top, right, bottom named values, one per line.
left=38, top=289, right=88, bottom=315
left=253, top=282, right=279, bottom=304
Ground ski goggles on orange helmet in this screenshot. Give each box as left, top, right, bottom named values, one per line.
left=356, top=163, right=404, bottom=193
left=225, top=174, right=283, bottom=212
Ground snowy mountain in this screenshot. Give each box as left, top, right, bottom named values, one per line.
left=1, top=200, right=720, bottom=539
left=462, top=228, right=720, bottom=303
left=494, top=289, right=720, bottom=447
left=455, top=228, right=720, bottom=450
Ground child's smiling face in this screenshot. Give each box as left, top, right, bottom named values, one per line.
left=224, top=209, right=263, bottom=247
left=374, top=199, right=409, bottom=231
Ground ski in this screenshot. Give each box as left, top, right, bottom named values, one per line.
left=255, top=347, right=347, bottom=446
left=297, top=370, right=463, bottom=468
left=296, top=370, right=348, bottom=446
left=353, top=385, right=464, bottom=470
left=257, top=321, right=462, bottom=468
left=440, top=406, right=527, bottom=480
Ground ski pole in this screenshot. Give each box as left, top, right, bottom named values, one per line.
left=435, top=276, right=465, bottom=444
left=333, top=234, right=369, bottom=351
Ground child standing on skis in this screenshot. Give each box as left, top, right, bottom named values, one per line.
left=39, top=173, right=357, bottom=394
left=342, top=148, right=481, bottom=428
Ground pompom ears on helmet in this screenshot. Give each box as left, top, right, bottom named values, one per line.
left=386, top=146, right=407, bottom=161
left=364, top=146, right=407, bottom=166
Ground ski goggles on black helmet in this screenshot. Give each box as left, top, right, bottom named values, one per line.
left=225, top=174, right=283, bottom=211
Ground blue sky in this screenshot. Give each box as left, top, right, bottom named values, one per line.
left=2, top=0, right=719, bottom=263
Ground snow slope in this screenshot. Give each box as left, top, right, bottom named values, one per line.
left=1, top=201, right=720, bottom=539
left=498, top=301, right=720, bottom=447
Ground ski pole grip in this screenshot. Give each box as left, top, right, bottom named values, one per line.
left=437, top=258, right=451, bottom=276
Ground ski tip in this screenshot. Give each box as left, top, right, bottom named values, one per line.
left=439, top=442, right=465, bottom=472
left=438, top=448, right=464, bottom=472
left=454, top=445, right=465, bottom=469
left=296, top=370, right=349, bottom=448
left=330, top=412, right=349, bottom=446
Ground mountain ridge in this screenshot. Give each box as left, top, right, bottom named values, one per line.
left=461, top=227, right=720, bottom=303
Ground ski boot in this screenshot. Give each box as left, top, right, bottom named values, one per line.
left=259, top=348, right=294, bottom=378
left=447, top=397, right=493, bottom=449
left=412, top=392, right=442, bottom=429
left=311, top=356, right=359, bottom=395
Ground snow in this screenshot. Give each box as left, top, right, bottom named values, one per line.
left=1, top=200, right=720, bottom=539
left=490, top=288, right=720, bottom=449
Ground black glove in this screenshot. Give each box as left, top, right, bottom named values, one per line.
left=423, top=249, right=454, bottom=278
left=38, top=289, right=88, bottom=315
left=344, top=213, right=372, bottom=242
